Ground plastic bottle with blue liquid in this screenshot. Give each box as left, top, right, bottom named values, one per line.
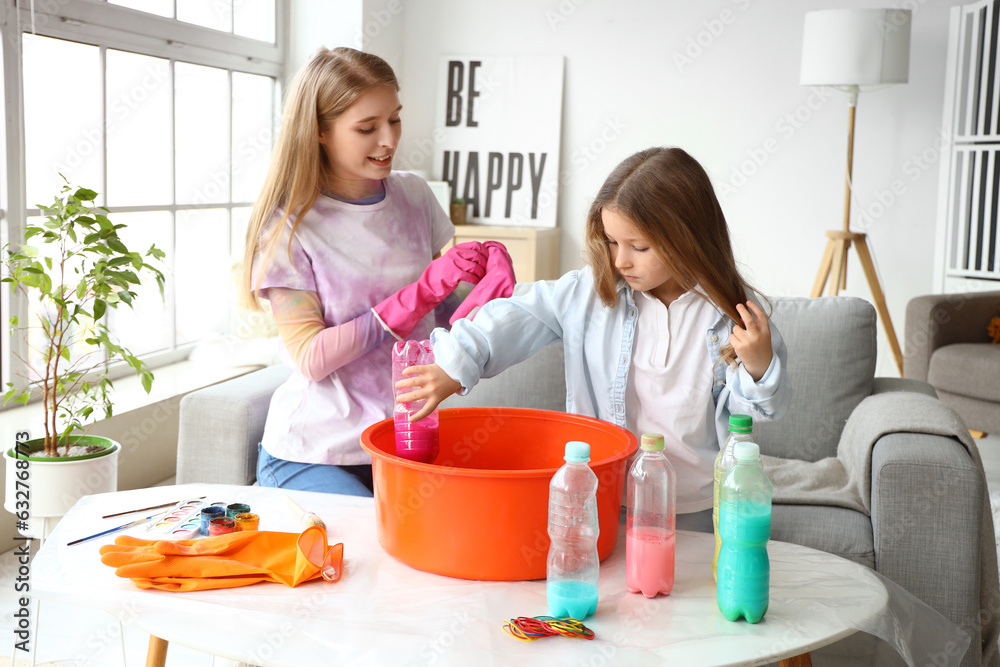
left=547, top=441, right=600, bottom=619
left=716, top=440, right=772, bottom=623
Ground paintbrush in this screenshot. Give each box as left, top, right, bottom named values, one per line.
left=101, top=496, right=207, bottom=519
left=283, top=495, right=326, bottom=530
left=67, top=511, right=167, bottom=546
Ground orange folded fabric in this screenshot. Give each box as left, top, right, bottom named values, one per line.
left=99, top=525, right=343, bottom=592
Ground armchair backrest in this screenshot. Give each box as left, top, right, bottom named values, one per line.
left=754, top=296, right=877, bottom=461
left=903, top=290, right=1000, bottom=381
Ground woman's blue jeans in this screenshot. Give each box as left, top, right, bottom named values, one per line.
left=257, top=444, right=373, bottom=497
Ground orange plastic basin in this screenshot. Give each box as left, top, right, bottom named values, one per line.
left=360, top=407, right=638, bottom=581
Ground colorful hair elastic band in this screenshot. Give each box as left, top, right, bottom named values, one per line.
left=502, top=616, right=595, bottom=642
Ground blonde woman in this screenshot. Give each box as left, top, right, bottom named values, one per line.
left=242, top=47, right=502, bottom=495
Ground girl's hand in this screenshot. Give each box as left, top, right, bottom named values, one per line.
left=730, top=301, right=773, bottom=382
left=394, top=363, right=462, bottom=422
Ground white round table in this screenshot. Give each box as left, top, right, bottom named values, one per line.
left=31, top=483, right=900, bottom=666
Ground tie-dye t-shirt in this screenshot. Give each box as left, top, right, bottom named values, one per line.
left=253, top=172, right=454, bottom=464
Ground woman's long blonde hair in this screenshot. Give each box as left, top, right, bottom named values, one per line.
left=240, top=47, right=399, bottom=310
left=584, top=147, right=762, bottom=367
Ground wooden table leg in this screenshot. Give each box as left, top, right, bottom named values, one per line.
left=146, top=635, right=169, bottom=667
left=779, top=653, right=812, bottom=667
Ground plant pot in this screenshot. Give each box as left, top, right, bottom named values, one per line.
left=450, top=203, right=468, bottom=225
left=4, top=436, right=120, bottom=538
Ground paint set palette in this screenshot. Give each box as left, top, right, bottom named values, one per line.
left=137, top=498, right=228, bottom=539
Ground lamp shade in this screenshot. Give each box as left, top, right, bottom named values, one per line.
left=800, top=9, right=911, bottom=86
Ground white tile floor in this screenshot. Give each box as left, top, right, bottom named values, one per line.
left=1, top=434, right=998, bottom=666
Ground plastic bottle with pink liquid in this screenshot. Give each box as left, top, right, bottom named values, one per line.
left=626, top=432, right=676, bottom=598
left=391, top=339, right=440, bottom=464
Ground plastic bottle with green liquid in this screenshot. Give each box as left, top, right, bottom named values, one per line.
left=716, top=440, right=772, bottom=623
left=713, top=414, right=753, bottom=579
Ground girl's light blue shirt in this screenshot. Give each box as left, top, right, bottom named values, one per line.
left=431, top=267, right=792, bottom=451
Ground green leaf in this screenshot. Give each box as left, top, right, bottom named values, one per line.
left=60, top=346, right=70, bottom=362
left=20, top=245, right=39, bottom=258
left=76, top=279, right=87, bottom=300
left=141, top=371, right=153, bottom=393
left=74, top=187, right=98, bottom=202
left=93, top=299, right=106, bottom=320
left=118, top=270, right=140, bottom=284
left=107, top=238, right=128, bottom=254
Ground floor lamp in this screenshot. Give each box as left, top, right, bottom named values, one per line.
left=801, top=8, right=911, bottom=375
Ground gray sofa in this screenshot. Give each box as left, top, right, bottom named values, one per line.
left=904, top=290, right=1000, bottom=435
left=177, top=295, right=986, bottom=666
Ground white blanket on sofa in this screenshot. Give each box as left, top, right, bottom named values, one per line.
left=761, top=392, right=999, bottom=666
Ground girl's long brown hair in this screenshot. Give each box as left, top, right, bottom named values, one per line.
left=240, top=47, right=399, bottom=311
left=584, top=147, right=761, bottom=366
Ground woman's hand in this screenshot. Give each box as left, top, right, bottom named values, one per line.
left=394, top=363, right=462, bottom=421
left=730, top=301, right=773, bottom=382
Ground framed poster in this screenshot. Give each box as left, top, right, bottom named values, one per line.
left=432, top=55, right=564, bottom=228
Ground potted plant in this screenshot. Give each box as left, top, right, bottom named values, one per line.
left=450, top=197, right=468, bottom=225
left=1, top=178, right=165, bottom=537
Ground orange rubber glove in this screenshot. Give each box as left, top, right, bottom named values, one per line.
left=99, top=525, right=343, bottom=592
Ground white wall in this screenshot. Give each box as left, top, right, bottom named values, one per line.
left=288, top=0, right=363, bottom=72
left=292, top=0, right=954, bottom=378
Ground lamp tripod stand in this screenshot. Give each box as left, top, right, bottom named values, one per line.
left=809, top=86, right=904, bottom=375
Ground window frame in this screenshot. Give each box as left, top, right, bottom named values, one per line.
left=1, top=0, right=286, bottom=395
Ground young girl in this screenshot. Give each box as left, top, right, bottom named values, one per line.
left=398, top=147, right=791, bottom=530
left=241, top=47, right=503, bottom=496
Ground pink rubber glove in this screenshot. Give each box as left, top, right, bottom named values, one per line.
left=449, top=241, right=516, bottom=323
left=373, top=242, right=488, bottom=339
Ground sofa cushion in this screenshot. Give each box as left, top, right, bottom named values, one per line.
left=771, top=503, right=875, bottom=569
left=754, top=296, right=877, bottom=461
left=928, top=343, right=1000, bottom=403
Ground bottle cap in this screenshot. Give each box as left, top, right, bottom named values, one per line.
left=640, top=433, right=665, bottom=451
left=728, top=414, right=752, bottom=433
left=564, top=441, right=591, bottom=463
left=734, top=441, right=760, bottom=462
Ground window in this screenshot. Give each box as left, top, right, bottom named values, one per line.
left=2, top=0, right=284, bottom=389
left=938, top=0, right=1000, bottom=289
